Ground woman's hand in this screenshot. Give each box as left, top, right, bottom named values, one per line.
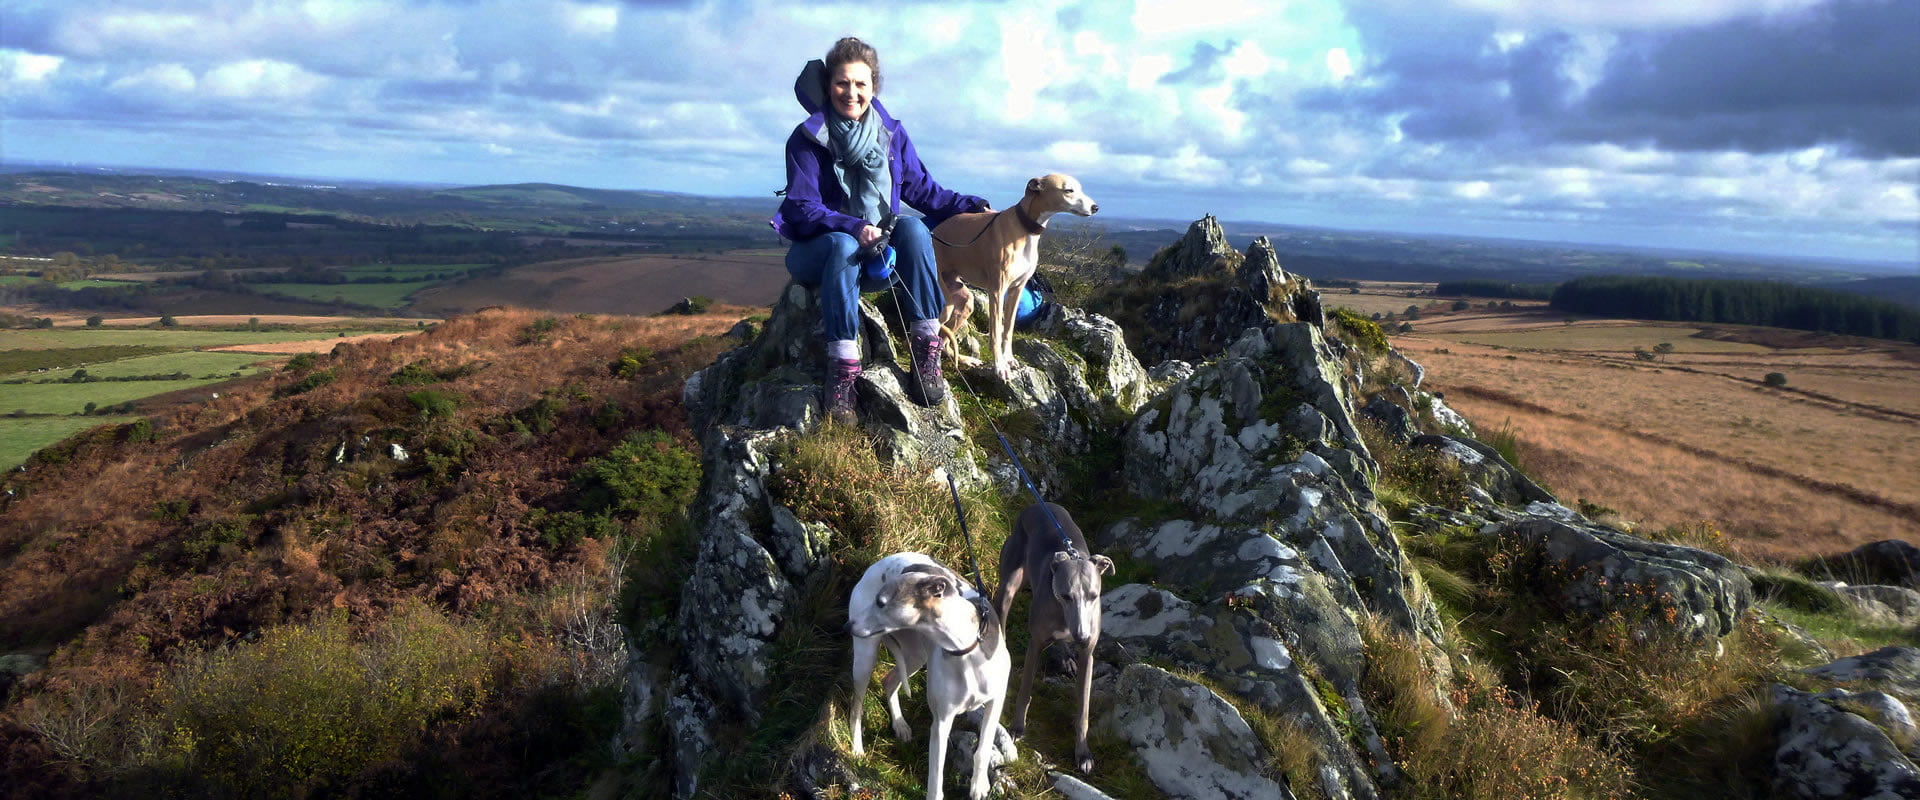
left=856, top=224, right=885, bottom=247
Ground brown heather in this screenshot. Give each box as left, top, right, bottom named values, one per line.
left=0, top=306, right=748, bottom=796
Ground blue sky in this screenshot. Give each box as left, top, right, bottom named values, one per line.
left=2, top=0, right=1916, bottom=265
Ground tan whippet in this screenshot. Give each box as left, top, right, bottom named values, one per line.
left=932, top=173, right=1098, bottom=379
left=849, top=552, right=1012, bottom=800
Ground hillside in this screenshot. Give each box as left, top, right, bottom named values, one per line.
left=2, top=218, right=1916, bottom=800
left=0, top=307, right=746, bottom=797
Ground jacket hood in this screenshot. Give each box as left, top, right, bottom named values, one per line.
left=794, top=59, right=828, bottom=116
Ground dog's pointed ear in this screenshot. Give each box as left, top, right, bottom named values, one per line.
left=1092, top=554, right=1115, bottom=575
left=1026, top=177, right=1041, bottom=195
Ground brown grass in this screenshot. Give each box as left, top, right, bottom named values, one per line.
left=1397, top=315, right=1920, bottom=562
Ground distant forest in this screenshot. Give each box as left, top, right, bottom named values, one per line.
left=1550, top=275, right=1920, bottom=343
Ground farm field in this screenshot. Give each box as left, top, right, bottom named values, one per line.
left=1386, top=305, right=1920, bottom=562
left=0, top=320, right=420, bottom=467
left=259, top=280, right=440, bottom=308
left=0, top=415, right=136, bottom=469
left=409, top=250, right=787, bottom=316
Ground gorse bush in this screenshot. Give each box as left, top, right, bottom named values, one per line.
left=572, top=430, right=700, bottom=519
left=1330, top=307, right=1389, bottom=355
left=151, top=603, right=495, bottom=797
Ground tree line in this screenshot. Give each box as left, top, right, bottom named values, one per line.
left=1550, top=275, right=1920, bottom=343
left=1434, top=279, right=1557, bottom=300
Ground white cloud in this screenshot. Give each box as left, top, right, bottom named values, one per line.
left=108, top=63, right=197, bottom=94
left=1442, top=0, right=1830, bottom=28
left=1324, top=48, right=1353, bottom=82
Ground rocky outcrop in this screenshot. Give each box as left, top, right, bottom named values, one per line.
left=1771, top=683, right=1920, bottom=799
left=1829, top=584, right=1920, bottom=627
left=1408, top=433, right=1555, bottom=508
left=630, top=216, right=1796, bottom=798
left=1117, top=218, right=1320, bottom=366
left=1101, top=664, right=1295, bottom=800
left=1484, top=513, right=1753, bottom=640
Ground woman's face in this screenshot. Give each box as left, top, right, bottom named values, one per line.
left=829, top=61, right=874, bottom=121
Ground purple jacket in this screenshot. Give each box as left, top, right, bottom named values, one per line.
left=773, top=60, right=987, bottom=242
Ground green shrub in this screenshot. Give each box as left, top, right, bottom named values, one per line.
left=1750, top=570, right=1847, bottom=614
left=1330, top=307, right=1389, bottom=354
left=387, top=360, right=441, bottom=386
left=514, top=392, right=568, bottom=435
left=609, top=346, right=653, bottom=378
left=283, top=352, right=318, bottom=373
left=519, top=316, right=561, bottom=344
left=159, top=315, right=178, bottom=327
left=526, top=509, right=622, bottom=549
left=572, top=430, right=700, bottom=519
left=405, top=389, right=462, bottom=419
left=151, top=604, right=495, bottom=797
left=1763, top=372, right=1787, bottom=387
left=126, top=418, right=156, bottom=444
left=86, top=315, right=103, bottom=327
left=284, top=369, right=336, bottom=396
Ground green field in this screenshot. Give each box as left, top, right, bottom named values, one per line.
left=0, top=275, right=37, bottom=286
left=0, top=328, right=373, bottom=351
left=0, top=415, right=136, bottom=469
left=336, top=263, right=487, bottom=277
left=17, top=351, right=276, bottom=381
left=56, top=279, right=141, bottom=290
left=1, top=374, right=246, bottom=415
left=261, top=281, right=439, bottom=308
left=0, top=345, right=175, bottom=374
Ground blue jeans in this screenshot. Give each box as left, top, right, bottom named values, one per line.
left=785, top=215, right=944, bottom=342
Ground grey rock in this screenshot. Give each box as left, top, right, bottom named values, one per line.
left=1830, top=584, right=1920, bottom=626
left=1149, top=360, right=1196, bottom=385
left=1101, top=663, right=1295, bottom=800
left=948, top=720, right=1019, bottom=788
left=1050, top=770, right=1123, bottom=800
left=1386, top=350, right=1425, bottom=390
left=1426, top=393, right=1472, bottom=436
left=1806, top=647, right=1920, bottom=697
left=664, top=677, right=719, bottom=799
left=1361, top=394, right=1417, bottom=445
left=1408, top=434, right=1554, bottom=507
left=1488, top=514, right=1753, bottom=639
left=1771, top=683, right=1920, bottom=799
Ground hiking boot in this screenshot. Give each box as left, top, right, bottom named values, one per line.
left=824, top=357, right=861, bottom=424
left=908, top=332, right=946, bottom=406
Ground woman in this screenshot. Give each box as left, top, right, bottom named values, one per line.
left=772, top=36, right=990, bottom=421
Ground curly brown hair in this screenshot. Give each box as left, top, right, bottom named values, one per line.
left=825, top=36, right=881, bottom=95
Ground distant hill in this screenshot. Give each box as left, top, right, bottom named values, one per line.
left=1816, top=275, right=1920, bottom=311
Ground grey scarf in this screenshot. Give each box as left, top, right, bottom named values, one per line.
left=828, top=109, right=891, bottom=225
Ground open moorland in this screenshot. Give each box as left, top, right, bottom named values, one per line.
left=1332, top=282, right=1920, bottom=562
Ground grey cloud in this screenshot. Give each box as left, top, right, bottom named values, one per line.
left=1160, top=41, right=1234, bottom=85
left=1313, top=0, right=1920, bottom=157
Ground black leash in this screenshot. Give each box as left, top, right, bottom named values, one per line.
left=927, top=208, right=1009, bottom=249
left=873, top=212, right=1083, bottom=563
left=945, top=472, right=991, bottom=597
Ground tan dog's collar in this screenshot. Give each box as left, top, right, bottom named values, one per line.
left=1013, top=202, right=1046, bottom=236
